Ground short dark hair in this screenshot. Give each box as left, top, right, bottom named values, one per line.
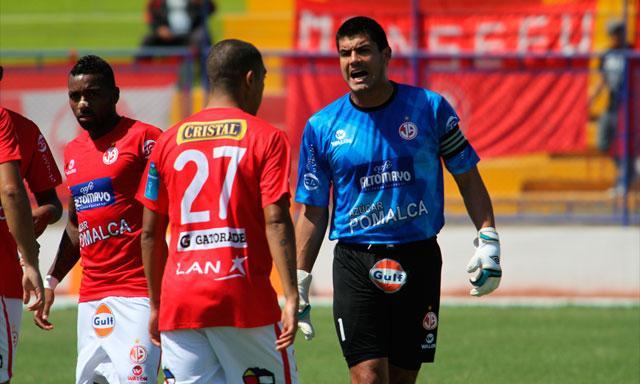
left=206, top=39, right=264, bottom=94
left=336, top=16, right=389, bottom=52
left=69, top=55, right=116, bottom=88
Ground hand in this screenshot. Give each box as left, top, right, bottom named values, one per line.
left=34, top=287, right=55, bottom=330
left=297, top=269, right=315, bottom=340
left=276, top=296, right=298, bottom=351
left=22, top=264, right=44, bottom=311
left=467, top=227, right=502, bottom=296
left=149, top=306, right=161, bottom=347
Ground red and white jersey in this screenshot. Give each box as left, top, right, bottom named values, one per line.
left=64, top=117, right=161, bottom=302
left=0, top=108, right=62, bottom=298
left=0, top=108, right=21, bottom=164
left=136, top=107, right=291, bottom=331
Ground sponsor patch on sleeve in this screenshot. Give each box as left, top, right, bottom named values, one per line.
left=144, top=162, right=159, bottom=201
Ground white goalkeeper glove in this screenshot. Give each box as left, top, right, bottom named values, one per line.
left=466, top=227, right=502, bottom=296
left=297, top=269, right=315, bottom=340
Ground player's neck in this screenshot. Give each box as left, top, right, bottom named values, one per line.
left=350, top=80, right=394, bottom=109
left=205, top=91, right=241, bottom=111
left=87, top=114, right=121, bottom=140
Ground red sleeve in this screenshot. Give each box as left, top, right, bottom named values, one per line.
left=23, top=128, right=63, bottom=193
left=260, top=129, right=291, bottom=208
left=136, top=133, right=169, bottom=214
left=140, top=124, right=163, bottom=160
left=0, top=108, right=21, bottom=164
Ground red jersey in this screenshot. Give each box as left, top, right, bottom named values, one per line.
left=0, top=108, right=62, bottom=298
left=64, top=117, right=161, bottom=302
left=136, top=107, right=291, bottom=331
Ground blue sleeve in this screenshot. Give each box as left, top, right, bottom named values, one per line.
left=295, top=121, right=331, bottom=206
left=436, top=96, right=479, bottom=175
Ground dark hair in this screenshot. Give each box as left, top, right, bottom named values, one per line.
left=69, top=55, right=116, bottom=88
left=206, top=39, right=264, bottom=94
left=336, top=16, right=389, bottom=52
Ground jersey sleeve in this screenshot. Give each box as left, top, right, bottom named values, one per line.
left=23, top=129, right=62, bottom=193
left=140, top=124, right=163, bottom=160
left=136, top=135, right=169, bottom=214
left=260, top=129, right=291, bottom=208
left=0, top=108, right=21, bottom=164
left=436, top=96, right=479, bottom=175
left=295, top=121, right=331, bottom=206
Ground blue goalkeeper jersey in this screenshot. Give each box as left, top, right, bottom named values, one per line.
left=295, top=82, right=479, bottom=244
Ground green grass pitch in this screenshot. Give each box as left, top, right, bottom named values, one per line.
left=12, top=305, right=640, bottom=383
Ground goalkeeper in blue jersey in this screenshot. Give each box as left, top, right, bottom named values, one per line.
left=294, top=16, right=502, bottom=383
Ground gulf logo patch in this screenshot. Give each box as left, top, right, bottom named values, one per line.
left=369, top=258, right=407, bottom=293
left=92, top=303, right=115, bottom=337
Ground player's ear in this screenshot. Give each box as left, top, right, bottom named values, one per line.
left=382, top=46, right=392, bottom=65
left=245, top=70, right=255, bottom=88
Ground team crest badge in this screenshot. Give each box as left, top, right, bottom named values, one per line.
left=92, top=303, right=115, bottom=337
left=130, top=344, right=148, bottom=364
left=242, top=367, right=275, bottom=384
left=103, top=145, right=119, bottom=165
left=423, top=311, right=438, bottom=330
left=398, top=120, right=418, bottom=140
left=369, top=258, right=407, bottom=293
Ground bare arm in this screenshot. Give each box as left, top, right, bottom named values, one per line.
left=0, top=161, right=39, bottom=266
left=264, top=196, right=299, bottom=350
left=0, top=161, right=43, bottom=310
left=452, top=166, right=495, bottom=230
left=294, top=204, right=329, bottom=272
left=48, top=199, right=80, bottom=282
left=32, top=188, right=63, bottom=238
left=140, top=207, right=169, bottom=346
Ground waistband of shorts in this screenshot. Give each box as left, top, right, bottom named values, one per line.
left=337, top=237, right=437, bottom=252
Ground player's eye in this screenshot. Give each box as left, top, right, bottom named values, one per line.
left=69, top=92, right=80, bottom=102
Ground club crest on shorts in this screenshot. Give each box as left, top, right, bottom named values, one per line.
left=103, top=145, right=118, bottom=165
left=243, top=367, right=275, bottom=384
left=423, top=311, right=438, bottom=330
left=92, top=303, right=115, bottom=337
left=369, top=258, right=407, bottom=293
left=130, top=344, right=148, bottom=364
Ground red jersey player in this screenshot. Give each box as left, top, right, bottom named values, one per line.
left=1, top=64, right=63, bottom=383
left=137, top=39, right=299, bottom=383
left=35, top=56, right=162, bottom=384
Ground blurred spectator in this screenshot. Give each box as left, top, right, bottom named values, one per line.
left=591, top=20, right=637, bottom=193
left=141, top=0, right=215, bottom=52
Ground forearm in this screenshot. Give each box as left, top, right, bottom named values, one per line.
left=48, top=224, right=81, bottom=282
left=294, top=205, right=328, bottom=272
left=141, top=208, right=168, bottom=308
left=266, top=213, right=298, bottom=301
left=1, top=175, right=39, bottom=266
left=454, top=167, right=495, bottom=230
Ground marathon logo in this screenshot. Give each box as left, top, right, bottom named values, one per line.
left=369, top=258, right=407, bottom=293
left=177, top=227, right=247, bottom=252
left=70, top=177, right=115, bottom=212
left=355, top=157, right=415, bottom=192
left=177, top=119, right=247, bottom=144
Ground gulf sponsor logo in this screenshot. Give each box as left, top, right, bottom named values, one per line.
left=355, top=157, right=415, bottom=192
left=177, top=119, right=247, bottom=144
left=37, top=134, right=48, bottom=152
left=369, top=258, right=407, bottom=293
left=70, top=177, right=116, bottom=212
left=92, top=303, right=115, bottom=337
left=142, top=139, right=156, bottom=158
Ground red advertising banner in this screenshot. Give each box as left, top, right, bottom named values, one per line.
left=288, top=0, right=599, bottom=158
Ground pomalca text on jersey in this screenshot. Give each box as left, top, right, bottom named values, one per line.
left=296, top=82, right=479, bottom=244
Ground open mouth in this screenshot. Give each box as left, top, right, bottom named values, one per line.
left=350, top=70, right=368, bottom=80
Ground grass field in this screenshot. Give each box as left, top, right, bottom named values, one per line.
left=12, top=304, right=640, bottom=384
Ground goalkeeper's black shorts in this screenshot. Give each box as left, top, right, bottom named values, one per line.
left=332, top=237, right=442, bottom=370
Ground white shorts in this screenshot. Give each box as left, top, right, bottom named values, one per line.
left=77, top=296, right=160, bottom=384
left=161, top=324, right=298, bottom=384
left=0, top=297, right=22, bottom=382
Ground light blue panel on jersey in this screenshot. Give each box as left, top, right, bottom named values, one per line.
left=295, top=83, right=479, bottom=244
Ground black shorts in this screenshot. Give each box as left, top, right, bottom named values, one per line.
left=332, top=238, right=442, bottom=370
